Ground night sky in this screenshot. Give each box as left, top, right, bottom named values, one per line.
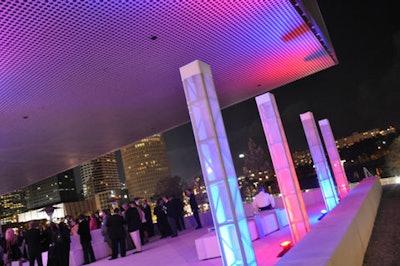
left=164, top=0, right=400, bottom=182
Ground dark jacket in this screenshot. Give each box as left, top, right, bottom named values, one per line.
left=165, top=200, right=180, bottom=218
left=24, top=228, right=42, bottom=254
left=78, top=219, right=92, bottom=243
left=124, top=207, right=141, bottom=232
left=189, top=194, right=199, bottom=213
left=106, top=214, right=126, bottom=239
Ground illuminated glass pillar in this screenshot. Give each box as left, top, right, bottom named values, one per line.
left=300, top=112, right=338, bottom=211
left=255, top=92, right=310, bottom=243
left=318, top=119, right=350, bottom=199
left=180, top=60, right=256, bottom=266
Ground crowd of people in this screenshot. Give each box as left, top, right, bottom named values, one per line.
left=0, top=190, right=202, bottom=265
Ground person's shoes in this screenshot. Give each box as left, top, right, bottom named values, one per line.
left=195, top=226, right=202, bottom=229
left=171, top=234, right=178, bottom=238
left=132, top=250, right=142, bottom=254
left=109, top=257, right=117, bottom=260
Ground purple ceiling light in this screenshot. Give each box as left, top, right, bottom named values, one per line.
left=0, top=0, right=337, bottom=194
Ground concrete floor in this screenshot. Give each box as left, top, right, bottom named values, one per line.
left=363, top=183, right=400, bottom=266
left=76, top=204, right=324, bottom=266
left=18, top=181, right=396, bottom=266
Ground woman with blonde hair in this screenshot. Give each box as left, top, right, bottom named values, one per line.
left=3, top=228, right=22, bottom=266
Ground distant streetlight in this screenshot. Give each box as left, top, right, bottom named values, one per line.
left=239, top=153, right=245, bottom=159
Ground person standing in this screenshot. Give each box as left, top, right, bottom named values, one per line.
left=106, top=208, right=126, bottom=260
left=122, top=203, right=142, bottom=253
left=252, top=185, right=275, bottom=212
left=153, top=198, right=171, bottom=238
left=163, top=196, right=178, bottom=237
left=100, top=210, right=112, bottom=249
left=58, top=221, right=71, bottom=266
left=77, top=214, right=96, bottom=264
left=47, top=222, right=63, bottom=266
left=134, top=198, right=148, bottom=245
left=4, top=228, right=23, bottom=266
left=174, top=196, right=186, bottom=231
left=24, top=221, right=43, bottom=266
left=142, top=200, right=154, bottom=237
left=186, top=189, right=202, bottom=229
left=0, top=231, right=5, bottom=266
left=89, top=213, right=99, bottom=231
left=69, top=219, right=79, bottom=236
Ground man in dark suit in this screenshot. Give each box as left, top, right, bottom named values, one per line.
left=78, top=214, right=96, bottom=265
left=163, top=196, right=179, bottom=237
left=24, top=221, right=43, bottom=266
left=186, top=188, right=202, bottom=229
left=106, top=208, right=126, bottom=260
left=122, top=202, right=142, bottom=253
left=142, top=200, right=154, bottom=237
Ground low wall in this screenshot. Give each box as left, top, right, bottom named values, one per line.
left=70, top=229, right=111, bottom=266
left=276, top=177, right=382, bottom=266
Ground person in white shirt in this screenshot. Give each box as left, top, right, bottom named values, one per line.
left=252, top=185, right=275, bottom=212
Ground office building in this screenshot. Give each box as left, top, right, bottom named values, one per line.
left=121, top=134, right=171, bottom=200
left=0, top=189, right=27, bottom=224
left=80, top=152, right=122, bottom=199
left=25, top=169, right=79, bottom=210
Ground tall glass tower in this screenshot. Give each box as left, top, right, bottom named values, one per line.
left=121, top=134, right=171, bottom=200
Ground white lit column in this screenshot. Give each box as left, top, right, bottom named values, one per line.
left=300, top=112, right=338, bottom=211
left=318, top=119, right=350, bottom=199
left=256, top=92, right=310, bottom=243
left=180, top=60, right=256, bottom=266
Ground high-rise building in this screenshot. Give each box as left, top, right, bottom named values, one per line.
left=0, top=189, right=27, bottom=224
left=80, top=152, right=122, bottom=199
left=25, top=169, right=79, bottom=210
left=95, top=188, right=130, bottom=212
left=121, top=134, right=171, bottom=200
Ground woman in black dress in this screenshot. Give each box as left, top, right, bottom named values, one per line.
left=4, top=228, right=22, bottom=266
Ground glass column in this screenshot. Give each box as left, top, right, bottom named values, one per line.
left=300, top=112, right=338, bottom=211
left=318, top=119, right=350, bottom=199
left=180, top=60, right=256, bottom=266
left=256, top=92, right=310, bottom=243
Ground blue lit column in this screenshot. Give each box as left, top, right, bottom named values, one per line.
left=300, top=112, right=338, bottom=211
left=318, top=119, right=350, bottom=199
left=256, top=92, right=310, bottom=243
left=180, top=60, right=256, bottom=266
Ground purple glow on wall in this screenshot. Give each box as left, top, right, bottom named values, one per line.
left=318, top=119, right=350, bottom=199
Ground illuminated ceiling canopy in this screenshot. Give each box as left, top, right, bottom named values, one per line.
left=0, top=0, right=337, bottom=194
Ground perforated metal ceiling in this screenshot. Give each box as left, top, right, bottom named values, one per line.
left=0, top=0, right=337, bottom=194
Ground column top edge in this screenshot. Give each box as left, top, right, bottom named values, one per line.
left=179, top=60, right=212, bottom=80
left=300, top=111, right=314, bottom=120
